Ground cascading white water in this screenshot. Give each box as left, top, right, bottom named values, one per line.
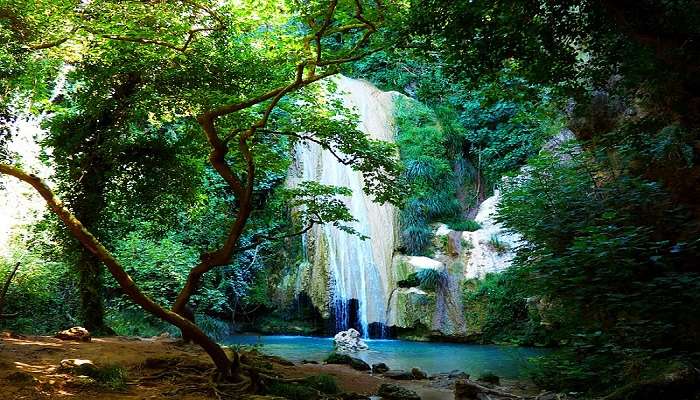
left=289, top=76, right=398, bottom=337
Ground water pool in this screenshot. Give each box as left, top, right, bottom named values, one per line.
left=223, top=335, right=546, bottom=378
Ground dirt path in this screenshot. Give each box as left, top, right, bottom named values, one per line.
left=0, top=334, right=454, bottom=400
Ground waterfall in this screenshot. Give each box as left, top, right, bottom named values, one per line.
left=289, top=76, right=398, bottom=337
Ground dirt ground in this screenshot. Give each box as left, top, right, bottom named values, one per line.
left=0, top=334, right=455, bottom=400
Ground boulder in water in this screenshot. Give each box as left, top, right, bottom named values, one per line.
left=349, top=357, right=371, bottom=371
left=333, top=328, right=368, bottom=352
left=377, top=383, right=421, bottom=400
left=325, top=352, right=352, bottom=364
left=411, top=367, right=428, bottom=380
left=372, top=362, right=389, bottom=373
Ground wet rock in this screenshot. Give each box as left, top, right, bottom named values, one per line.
left=302, top=359, right=319, bottom=364
left=476, top=372, right=500, bottom=385
left=349, top=357, right=370, bottom=371
left=449, top=371, right=471, bottom=380
left=411, top=367, right=427, bottom=380
left=334, top=328, right=368, bottom=352
left=447, top=230, right=463, bottom=255
left=325, top=352, right=352, bottom=364
left=377, top=383, right=421, bottom=400
left=372, top=362, right=390, bottom=373
left=383, top=370, right=414, bottom=380
left=55, top=327, right=91, bottom=342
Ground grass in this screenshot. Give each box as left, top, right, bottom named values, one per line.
left=488, top=234, right=510, bottom=254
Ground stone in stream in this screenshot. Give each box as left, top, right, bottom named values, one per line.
left=383, top=370, right=415, bottom=380
left=333, top=328, right=369, bottom=352
left=411, top=367, right=428, bottom=380
left=349, top=357, right=371, bottom=371
left=372, top=362, right=390, bottom=373
left=377, top=383, right=421, bottom=400
left=324, top=352, right=370, bottom=371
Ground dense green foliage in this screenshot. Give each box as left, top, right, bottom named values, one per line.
left=497, top=145, right=700, bottom=393
left=2, top=1, right=700, bottom=397
left=394, top=96, right=459, bottom=254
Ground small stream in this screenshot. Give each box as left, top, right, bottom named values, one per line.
left=223, top=335, right=547, bottom=378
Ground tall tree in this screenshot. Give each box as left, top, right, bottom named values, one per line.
left=1, top=0, right=404, bottom=386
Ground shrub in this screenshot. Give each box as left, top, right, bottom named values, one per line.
left=447, top=219, right=482, bottom=232
left=416, top=268, right=445, bottom=291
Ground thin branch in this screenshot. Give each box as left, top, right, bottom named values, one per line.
left=261, top=129, right=359, bottom=166
left=27, top=27, right=78, bottom=50
left=231, top=222, right=318, bottom=253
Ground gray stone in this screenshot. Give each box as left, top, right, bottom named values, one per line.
left=377, top=383, right=421, bottom=400
left=449, top=371, right=471, bottom=380
left=349, top=357, right=370, bottom=371
left=372, top=362, right=389, bottom=373
left=383, top=370, right=414, bottom=380
left=411, top=367, right=427, bottom=380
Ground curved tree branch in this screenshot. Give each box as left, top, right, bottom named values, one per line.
left=0, top=163, right=235, bottom=377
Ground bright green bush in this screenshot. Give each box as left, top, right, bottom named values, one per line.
left=0, top=251, right=79, bottom=334
left=447, top=219, right=481, bottom=232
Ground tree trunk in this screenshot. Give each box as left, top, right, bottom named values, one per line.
left=0, top=164, right=237, bottom=379
left=77, top=251, right=108, bottom=333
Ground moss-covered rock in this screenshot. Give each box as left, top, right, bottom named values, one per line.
left=324, top=352, right=352, bottom=364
